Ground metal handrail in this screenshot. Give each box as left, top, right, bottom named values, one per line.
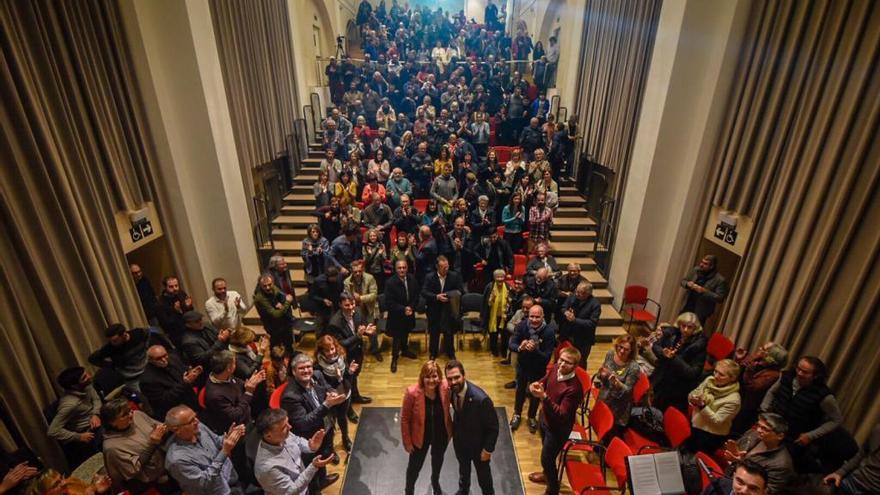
left=252, top=195, right=274, bottom=251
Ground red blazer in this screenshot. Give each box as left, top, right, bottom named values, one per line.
left=401, top=380, right=453, bottom=451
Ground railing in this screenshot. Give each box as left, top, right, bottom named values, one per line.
left=303, top=104, right=315, bottom=147
left=551, top=95, right=561, bottom=121
left=594, top=198, right=616, bottom=277
left=252, top=195, right=273, bottom=251
left=309, top=92, right=323, bottom=142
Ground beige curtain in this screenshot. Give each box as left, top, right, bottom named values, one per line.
left=209, top=0, right=300, bottom=200
left=665, top=0, right=880, bottom=441
left=0, top=0, right=159, bottom=466
left=574, top=0, right=662, bottom=201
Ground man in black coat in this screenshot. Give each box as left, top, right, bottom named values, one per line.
left=414, top=225, right=439, bottom=285
left=559, top=282, right=602, bottom=368
left=282, top=354, right=347, bottom=491
left=139, top=345, right=202, bottom=420
left=445, top=360, right=499, bottom=495
left=475, top=231, right=513, bottom=288
left=525, top=267, right=559, bottom=322
left=307, top=267, right=345, bottom=328
left=421, top=256, right=463, bottom=360
left=680, top=254, right=728, bottom=325
left=130, top=263, right=158, bottom=324
left=385, top=260, right=420, bottom=372
left=327, top=292, right=375, bottom=407
left=179, top=311, right=230, bottom=369
left=156, top=275, right=195, bottom=347
left=508, top=305, right=557, bottom=434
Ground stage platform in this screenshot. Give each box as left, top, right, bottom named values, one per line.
left=341, top=407, right=525, bottom=494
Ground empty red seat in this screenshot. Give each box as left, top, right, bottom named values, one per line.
left=269, top=381, right=289, bottom=409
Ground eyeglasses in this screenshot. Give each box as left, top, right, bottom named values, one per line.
left=615, top=345, right=632, bottom=352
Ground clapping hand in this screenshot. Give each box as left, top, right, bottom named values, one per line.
left=529, top=381, right=547, bottom=400
left=183, top=365, right=204, bottom=384
left=312, top=454, right=335, bottom=468
left=308, top=429, right=327, bottom=451
left=218, top=328, right=232, bottom=343
left=148, top=423, right=168, bottom=445
left=0, top=463, right=38, bottom=492
left=349, top=361, right=360, bottom=374
left=365, top=323, right=377, bottom=336
left=245, top=369, right=267, bottom=393
left=324, top=391, right=347, bottom=408
left=89, top=414, right=102, bottom=429
left=222, top=423, right=246, bottom=456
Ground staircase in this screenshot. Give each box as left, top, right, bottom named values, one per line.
left=243, top=144, right=625, bottom=341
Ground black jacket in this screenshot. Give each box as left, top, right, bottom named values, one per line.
left=451, top=381, right=499, bottom=455
left=179, top=326, right=226, bottom=368
left=650, top=327, right=708, bottom=412
left=282, top=374, right=334, bottom=438
left=421, top=270, right=464, bottom=330
left=139, top=354, right=199, bottom=420
left=559, top=294, right=601, bottom=348
left=156, top=292, right=194, bottom=345
left=328, top=309, right=368, bottom=360
left=384, top=274, right=420, bottom=337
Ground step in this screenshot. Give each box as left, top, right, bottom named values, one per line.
left=599, top=304, right=623, bottom=325
left=283, top=193, right=314, bottom=206
left=560, top=185, right=580, bottom=194
left=272, top=215, right=315, bottom=228
left=555, top=206, right=589, bottom=218
left=272, top=229, right=309, bottom=241
left=552, top=216, right=597, bottom=230
left=554, top=256, right=597, bottom=270
left=301, top=158, right=321, bottom=168
left=291, top=185, right=312, bottom=194
left=546, top=241, right=595, bottom=256
left=596, top=326, right=627, bottom=342
left=551, top=230, right=596, bottom=242
left=593, top=289, right=613, bottom=304
left=281, top=205, right=314, bottom=215
left=558, top=196, right=585, bottom=208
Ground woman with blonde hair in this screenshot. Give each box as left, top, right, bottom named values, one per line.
left=24, top=469, right=110, bottom=495
left=314, top=334, right=358, bottom=451
left=687, top=358, right=742, bottom=453
left=400, top=360, right=453, bottom=495
left=595, top=334, right=641, bottom=433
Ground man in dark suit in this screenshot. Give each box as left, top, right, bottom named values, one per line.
left=140, top=345, right=202, bottom=420
left=414, top=225, right=439, bottom=285
left=385, top=260, right=420, bottom=372
left=681, top=254, right=728, bottom=325
left=475, top=231, right=513, bottom=289
left=508, top=305, right=557, bottom=434
left=281, top=354, right=347, bottom=491
left=307, top=266, right=345, bottom=329
left=445, top=360, right=499, bottom=495
left=421, top=256, right=463, bottom=360
left=559, top=281, right=602, bottom=368
left=327, top=292, right=376, bottom=409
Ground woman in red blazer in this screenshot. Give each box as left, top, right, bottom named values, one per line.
left=400, top=360, right=453, bottom=494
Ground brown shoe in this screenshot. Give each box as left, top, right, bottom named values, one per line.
left=528, top=472, right=547, bottom=484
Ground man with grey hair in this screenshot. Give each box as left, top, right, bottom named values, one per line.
left=386, top=165, right=413, bottom=209
left=253, top=273, right=296, bottom=352
left=253, top=408, right=332, bottom=495
left=468, top=195, right=495, bottom=240
left=282, top=354, right=346, bottom=489
left=267, top=255, right=297, bottom=303
left=559, top=281, right=601, bottom=367
left=202, top=350, right=265, bottom=435
left=722, top=413, right=793, bottom=494
left=165, top=405, right=246, bottom=495
left=525, top=267, right=558, bottom=323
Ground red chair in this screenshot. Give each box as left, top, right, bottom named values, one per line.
left=413, top=199, right=429, bottom=213
left=527, top=84, right=539, bottom=101
left=664, top=406, right=692, bottom=448
left=496, top=225, right=505, bottom=237
left=621, top=285, right=661, bottom=331
left=704, top=333, right=736, bottom=370
left=695, top=451, right=725, bottom=491
left=632, top=371, right=651, bottom=404
left=390, top=226, right=399, bottom=246
left=198, top=387, right=206, bottom=409
left=567, top=399, right=613, bottom=456
left=494, top=146, right=514, bottom=164
left=562, top=436, right=632, bottom=495
left=269, top=381, right=289, bottom=409
left=513, top=254, right=527, bottom=279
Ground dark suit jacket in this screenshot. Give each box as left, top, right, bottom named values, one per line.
left=509, top=320, right=557, bottom=373
left=451, top=381, right=499, bottom=455
left=559, top=294, right=602, bottom=348
left=478, top=238, right=514, bottom=275
left=139, top=355, right=199, bottom=421
left=421, top=270, right=464, bottom=330
left=328, top=309, right=368, bottom=360
left=680, top=268, right=728, bottom=323
left=179, top=327, right=225, bottom=368
left=281, top=374, right=334, bottom=438
left=415, top=238, right=439, bottom=284
left=384, top=274, right=420, bottom=337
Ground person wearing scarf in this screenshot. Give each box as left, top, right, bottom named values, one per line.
left=687, top=358, right=742, bottom=453
left=314, top=335, right=358, bottom=452
left=480, top=270, right=510, bottom=358
left=650, top=312, right=708, bottom=413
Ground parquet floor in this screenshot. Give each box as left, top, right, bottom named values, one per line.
left=305, top=332, right=613, bottom=494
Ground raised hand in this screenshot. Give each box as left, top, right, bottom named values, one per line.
left=324, top=391, right=347, bottom=408
left=312, top=454, right=335, bottom=468
left=183, top=365, right=203, bottom=384
left=308, top=429, right=326, bottom=451
left=222, top=423, right=245, bottom=456
left=0, top=463, right=38, bottom=493
left=245, top=369, right=267, bottom=393
left=148, top=423, right=168, bottom=445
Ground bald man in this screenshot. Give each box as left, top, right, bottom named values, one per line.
left=139, top=345, right=202, bottom=420
left=508, top=305, right=557, bottom=433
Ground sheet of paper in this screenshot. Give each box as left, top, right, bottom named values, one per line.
left=627, top=455, right=662, bottom=495
left=653, top=451, right=685, bottom=494
left=568, top=431, right=582, bottom=440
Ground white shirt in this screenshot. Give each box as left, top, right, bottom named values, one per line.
left=205, top=290, right=249, bottom=330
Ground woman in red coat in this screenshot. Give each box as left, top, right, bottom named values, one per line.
left=400, top=360, right=453, bottom=495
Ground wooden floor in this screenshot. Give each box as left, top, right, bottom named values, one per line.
left=305, top=332, right=613, bottom=495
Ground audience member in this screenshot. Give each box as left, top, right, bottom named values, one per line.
left=253, top=408, right=330, bottom=495
left=47, top=367, right=103, bottom=467
left=594, top=335, right=640, bottom=436
left=100, top=398, right=169, bottom=493
left=87, top=324, right=149, bottom=392
left=527, top=347, right=585, bottom=495
left=680, top=254, right=728, bottom=325
left=559, top=281, right=601, bottom=367
left=525, top=267, right=558, bottom=321
left=202, top=350, right=265, bottom=434
left=140, top=345, right=202, bottom=421
left=156, top=276, right=194, bottom=346
left=179, top=311, right=230, bottom=369
left=687, top=358, right=742, bottom=453
left=313, top=335, right=358, bottom=451
left=702, top=460, right=768, bottom=495
left=732, top=341, right=789, bottom=435
left=481, top=269, right=512, bottom=358
left=527, top=192, right=553, bottom=252
left=509, top=305, right=557, bottom=434
left=823, top=422, right=880, bottom=495
left=228, top=327, right=268, bottom=382
left=165, top=405, right=245, bottom=495
left=205, top=277, right=249, bottom=331
left=722, top=413, right=794, bottom=494
left=253, top=274, right=296, bottom=352
left=385, top=260, right=420, bottom=372
left=342, top=260, right=382, bottom=360
left=130, top=263, right=158, bottom=325
left=327, top=291, right=375, bottom=408
left=421, top=256, right=463, bottom=360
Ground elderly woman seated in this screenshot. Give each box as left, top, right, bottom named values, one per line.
left=732, top=341, right=789, bottom=435
left=686, top=358, right=742, bottom=453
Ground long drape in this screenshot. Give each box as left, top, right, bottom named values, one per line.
left=209, top=0, right=300, bottom=201
left=573, top=0, right=662, bottom=204
left=664, top=0, right=880, bottom=441
left=0, top=0, right=158, bottom=466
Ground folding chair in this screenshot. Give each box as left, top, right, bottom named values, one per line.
left=620, top=285, right=661, bottom=331
left=560, top=436, right=632, bottom=494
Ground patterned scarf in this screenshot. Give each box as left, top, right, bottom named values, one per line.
left=487, top=282, right=508, bottom=333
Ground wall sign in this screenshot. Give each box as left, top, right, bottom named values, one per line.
left=116, top=202, right=163, bottom=253
left=703, top=205, right=752, bottom=256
